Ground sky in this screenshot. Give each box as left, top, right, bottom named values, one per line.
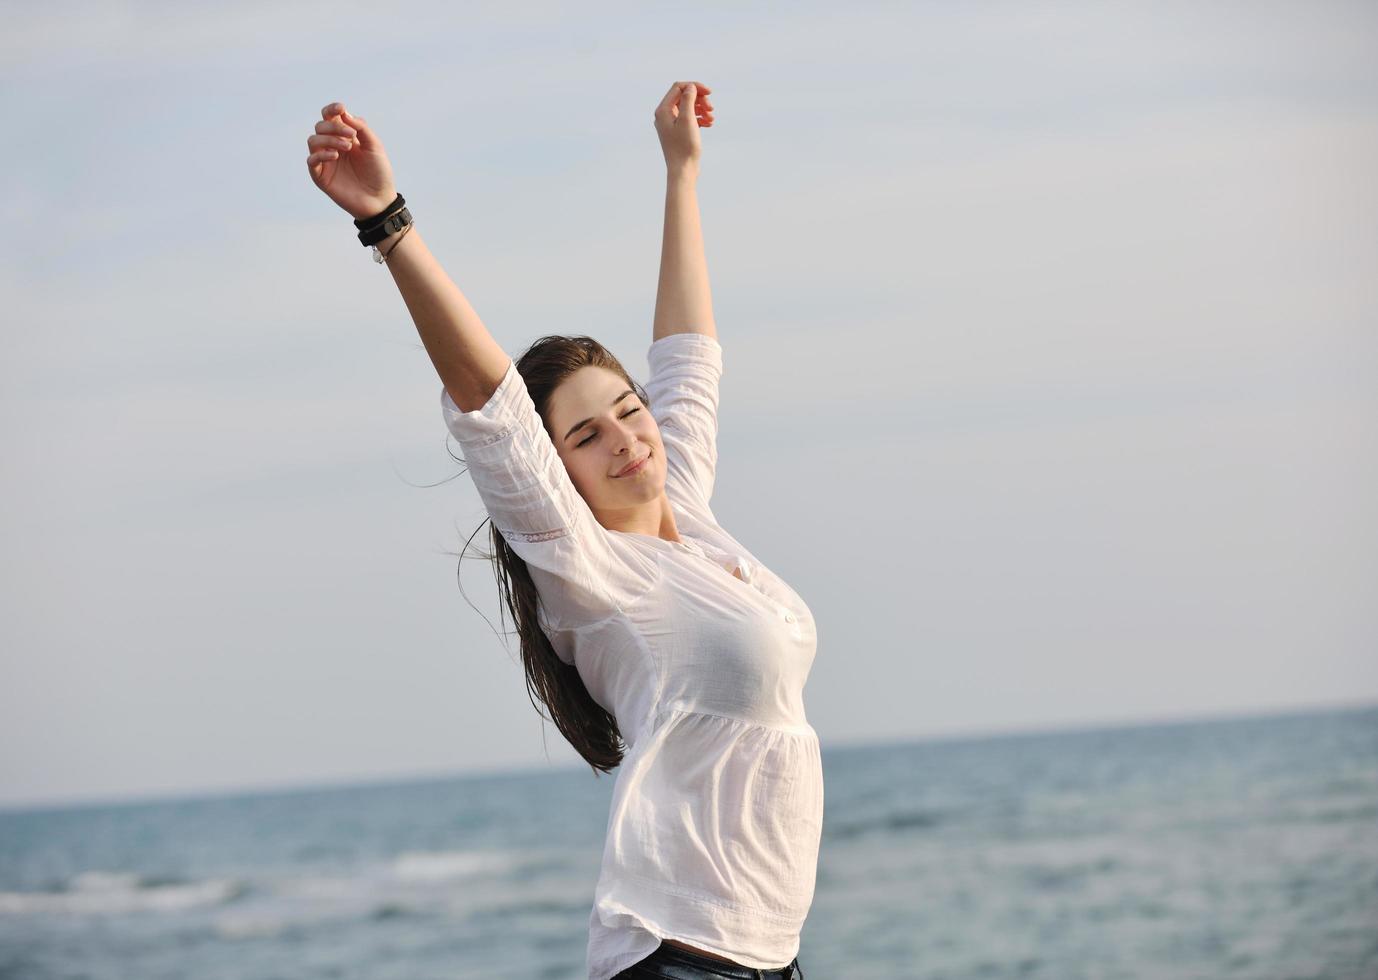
left=2, top=1, right=1375, bottom=810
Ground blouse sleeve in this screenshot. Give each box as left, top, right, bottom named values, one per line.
left=440, top=360, right=657, bottom=653
left=643, top=332, right=724, bottom=508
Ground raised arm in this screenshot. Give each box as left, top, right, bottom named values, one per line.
left=652, top=82, right=717, bottom=343
left=306, top=101, right=658, bottom=636
left=306, top=102, right=509, bottom=412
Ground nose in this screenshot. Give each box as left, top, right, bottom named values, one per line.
left=612, top=422, right=637, bottom=455
left=610, top=418, right=638, bottom=456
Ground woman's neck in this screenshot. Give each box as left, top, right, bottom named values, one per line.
left=597, top=492, right=680, bottom=542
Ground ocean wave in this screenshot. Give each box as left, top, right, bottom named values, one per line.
left=208, top=852, right=532, bottom=940
left=0, top=870, right=246, bottom=916
left=389, top=849, right=523, bottom=881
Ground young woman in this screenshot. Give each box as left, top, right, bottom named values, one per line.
left=306, top=81, right=820, bottom=980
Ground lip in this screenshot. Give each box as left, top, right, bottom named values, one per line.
left=615, top=452, right=651, bottom=477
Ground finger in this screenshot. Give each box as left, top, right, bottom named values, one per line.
left=686, top=82, right=713, bottom=117
left=339, top=109, right=375, bottom=150
left=318, top=103, right=359, bottom=151
left=314, top=119, right=357, bottom=139
left=311, top=129, right=355, bottom=154
left=308, top=133, right=354, bottom=153
left=307, top=151, right=336, bottom=186
left=679, top=83, right=698, bottom=125
left=656, top=82, right=682, bottom=116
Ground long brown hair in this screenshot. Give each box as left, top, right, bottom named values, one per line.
left=451, top=336, right=650, bottom=776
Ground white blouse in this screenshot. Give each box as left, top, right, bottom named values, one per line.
left=440, top=332, right=823, bottom=980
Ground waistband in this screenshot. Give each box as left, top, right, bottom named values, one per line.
left=640, top=942, right=800, bottom=980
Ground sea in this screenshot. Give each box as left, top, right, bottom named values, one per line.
left=2, top=703, right=1375, bottom=980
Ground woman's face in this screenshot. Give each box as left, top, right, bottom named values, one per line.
left=544, top=365, right=667, bottom=520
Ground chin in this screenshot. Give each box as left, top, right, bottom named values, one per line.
left=621, top=479, right=663, bottom=502
left=617, top=470, right=663, bottom=502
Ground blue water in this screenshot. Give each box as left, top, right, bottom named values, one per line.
left=2, top=703, right=1375, bottom=980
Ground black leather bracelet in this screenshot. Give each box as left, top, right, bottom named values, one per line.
left=354, top=192, right=406, bottom=230
left=358, top=207, right=412, bottom=246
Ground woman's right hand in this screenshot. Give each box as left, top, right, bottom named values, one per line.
left=306, top=102, right=398, bottom=221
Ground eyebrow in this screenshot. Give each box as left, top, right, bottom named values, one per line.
left=563, top=390, right=636, bottom=442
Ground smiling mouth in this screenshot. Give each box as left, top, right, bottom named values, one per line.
left=615, top=452, right=650, bottom=477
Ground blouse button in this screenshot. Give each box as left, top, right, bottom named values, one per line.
left=784, top=611, right=796, bottom=623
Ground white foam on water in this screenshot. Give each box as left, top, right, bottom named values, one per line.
left=389, top=849, right=519, bottom=881
left=214, top=914, right=288, bottom=940
left=0, top=873, right=243, bottom=916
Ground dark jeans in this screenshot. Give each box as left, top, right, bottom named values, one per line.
left=611, top=941, right=803, bottom=980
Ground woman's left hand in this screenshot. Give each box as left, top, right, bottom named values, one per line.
left=653, top=81, right=713, bottom=174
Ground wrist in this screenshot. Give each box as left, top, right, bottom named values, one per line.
left=372, top=226, right=406, bottom=249
left=371, top=224, right=415, bottom=264
left=349, top=192, right=399, bottom=222
left=666, top=163, right=699, bottom=185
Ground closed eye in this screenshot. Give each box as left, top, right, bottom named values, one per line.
left=576, top=407, right=641, bottom=447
